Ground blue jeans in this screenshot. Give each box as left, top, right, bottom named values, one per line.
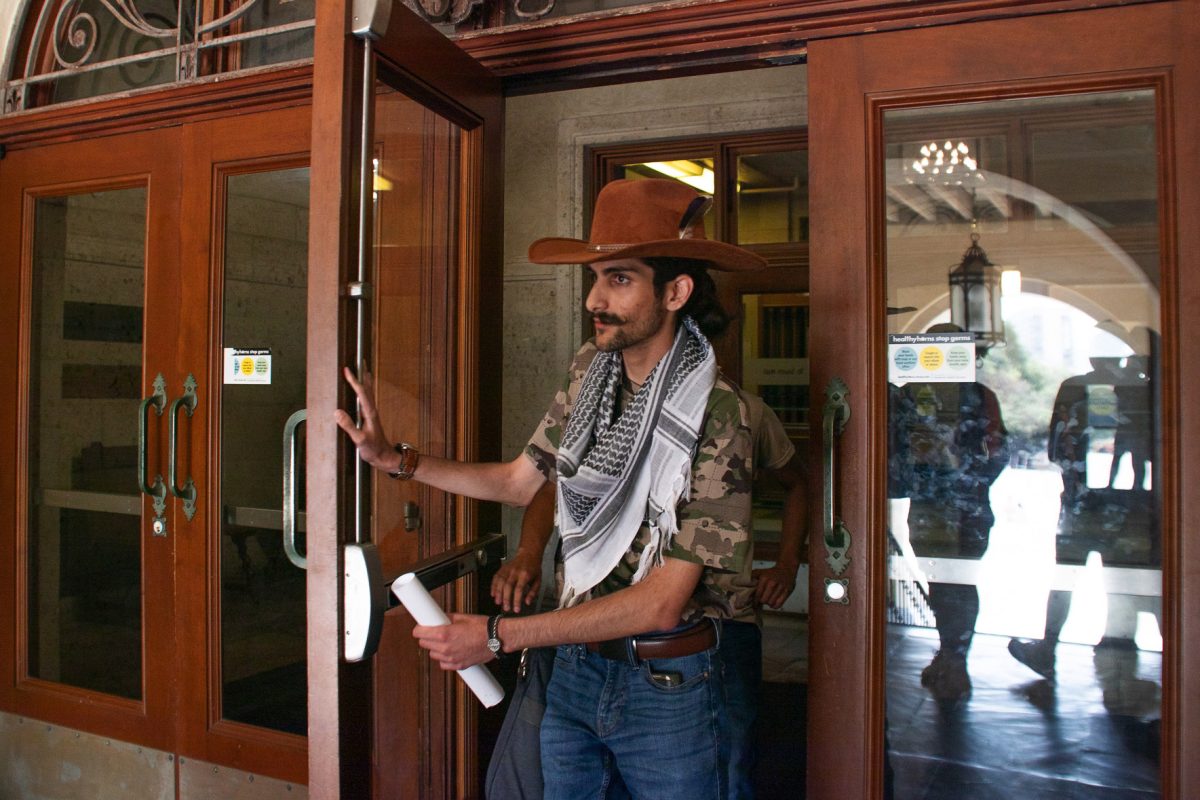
left=721, top=620, right=762, bottom=800
left=541, top=642, right=728, bottom=800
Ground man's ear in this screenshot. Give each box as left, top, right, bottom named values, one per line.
left=663, top=274, right=694, bottom=312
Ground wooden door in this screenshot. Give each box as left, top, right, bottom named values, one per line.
left=806, top=2, right=1199, bottom=798
left=0, top=103, right=317, bottom=786
left=307, top=3, right=503, bottom=797
left=174, top=105, right=313, bottom=783
left=0, top=127, right=183, bottom=749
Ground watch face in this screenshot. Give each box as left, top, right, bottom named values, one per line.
left=487, top=637, right=501, bottom=654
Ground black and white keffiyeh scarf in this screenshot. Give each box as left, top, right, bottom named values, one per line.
left=555, top=317, right=717, bottom=607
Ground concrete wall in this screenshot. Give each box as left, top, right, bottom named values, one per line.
left=500, top=64, right=808, bottom=541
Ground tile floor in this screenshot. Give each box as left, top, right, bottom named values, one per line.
left=752, top=617, right=1162, bottom=799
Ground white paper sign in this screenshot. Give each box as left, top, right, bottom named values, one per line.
left=888, top=333, right=975, bottom=386
left=391, top=573, right=505, bottom=708
left=223, top=348, right=272, bottom=385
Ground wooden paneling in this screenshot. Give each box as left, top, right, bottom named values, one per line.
left=456, top=0, right=1157, bottom=91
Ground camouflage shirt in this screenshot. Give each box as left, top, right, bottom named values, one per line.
left=525, top=340, right=756, bottom=623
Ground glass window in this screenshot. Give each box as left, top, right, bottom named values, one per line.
left=27, top=187, right=148, bottom=700
left=4, top=0, right=315, bottom=112
left=883, top=89, right=1161, bottom=798
left=219, top=167, right=309, bottom=735
left=735, top=150, right=808, bottom=244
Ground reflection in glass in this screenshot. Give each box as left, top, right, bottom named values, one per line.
left=883, top=90, right=1161, bottom=798
left=619, top=158, right=715, bottom=195
left=27, top=188, right=148, bottom=699
left=219, top=168, right=309, bottom=734
left=735, top=150, right=808, bottom=244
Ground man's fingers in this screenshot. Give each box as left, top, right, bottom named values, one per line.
left=333, top=409, right=361, bottom=438
left=523, top=578, right=542, bottom=606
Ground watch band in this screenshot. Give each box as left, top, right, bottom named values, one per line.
left=388, top=442, right=420, bottom=480
left=487, top=613, right=505, bottom=656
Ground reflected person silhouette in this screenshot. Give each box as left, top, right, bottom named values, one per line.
left=1009, top=329, right=1160, bottom=682
left=890, top=323, right=1009, bottom=704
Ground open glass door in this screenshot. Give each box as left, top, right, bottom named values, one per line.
left=307, top=2, right=503, bottom=797
left=807, top=3, right=1199, bottom=798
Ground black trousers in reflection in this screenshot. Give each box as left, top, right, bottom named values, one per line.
left=910, top=502, right=993, bottom=656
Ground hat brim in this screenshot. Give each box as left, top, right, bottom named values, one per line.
left=528, top=236, right=767, bottom=272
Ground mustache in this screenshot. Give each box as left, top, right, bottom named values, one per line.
left=592, top=313, right=626, bottom=326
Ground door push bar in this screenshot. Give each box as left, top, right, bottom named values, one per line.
left=344, top=532, right=506, bottom=663
left=282, top=409, right=307, bottom=569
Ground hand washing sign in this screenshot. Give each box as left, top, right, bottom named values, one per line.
left=888, top=333, right=975, bottom=385
left=224, top=348, right=272, bottom=385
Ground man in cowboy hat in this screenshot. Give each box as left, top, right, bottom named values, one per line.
left=338, top=178, right=767, bottom=799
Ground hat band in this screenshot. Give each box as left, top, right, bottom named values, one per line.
left=585, top=243, right=631, bottom=252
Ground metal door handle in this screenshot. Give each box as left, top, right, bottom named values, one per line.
left=282, top=409, right=308, bottom=569
left=139, top=373, right=168, bottom=535
left=168, top=374, right=198, bottom=520
left=822, top=377, right=852, bottom=592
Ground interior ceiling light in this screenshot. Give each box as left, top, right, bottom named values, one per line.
left=642, top=161, right=715, bottom=195
left=907, top=140, right=981, bottom=186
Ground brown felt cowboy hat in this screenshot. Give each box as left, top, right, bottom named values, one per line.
left=528, top=179, right=767, bottom=272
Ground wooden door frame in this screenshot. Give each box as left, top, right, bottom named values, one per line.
left=807, top=2, right=1198, bottom=797
left=307, top=3, right=503, bottom=796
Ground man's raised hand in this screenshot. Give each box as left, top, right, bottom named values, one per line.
left=334, top=366, right=394, bottom=470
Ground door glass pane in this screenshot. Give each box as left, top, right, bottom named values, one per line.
left=735, top=150, right=808, bottom=244
left=368, top=78, right=466, bottom=799
left=27, top=187, right=147, bottom=699
left=219, top=168, right=309, bottom=734
left=739, top=292, right=810, bottom=794
left=884, top=90, right=1161, bottom=797
left=742, top=293, right=809, bottom=429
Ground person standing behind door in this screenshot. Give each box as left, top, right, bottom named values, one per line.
left=339, top=179, right=768, bottom=799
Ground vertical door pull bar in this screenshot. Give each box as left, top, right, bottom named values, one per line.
left=822, top=377, right=852, bottom=600
left=347, top=33, right=377, bottom=546
left=168, top=374, right=199, bottom=521
left=139, top=373, right=169, bottom=536
left=282, top=409, right=308, bottom=569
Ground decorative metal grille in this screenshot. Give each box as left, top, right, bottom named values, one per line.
left=402, top=0, right=555, bottom=25
left=4, top=0, right=315, bottom=113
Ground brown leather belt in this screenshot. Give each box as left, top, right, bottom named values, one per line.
left=586, top=619, right=717, bottom=665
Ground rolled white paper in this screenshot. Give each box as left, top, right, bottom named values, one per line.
left=391, top=572, right=505, bottom=708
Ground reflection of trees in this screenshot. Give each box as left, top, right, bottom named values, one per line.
left=978, top=327, right=1070, bottom=458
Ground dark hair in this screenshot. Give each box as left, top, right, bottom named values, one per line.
left=643, top=256, right=732, bottom=339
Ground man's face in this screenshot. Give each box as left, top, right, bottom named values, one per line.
left=585, top=259, right=670, bottom=353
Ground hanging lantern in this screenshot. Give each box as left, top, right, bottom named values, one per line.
left=948, top=228, right=1005, bottom=347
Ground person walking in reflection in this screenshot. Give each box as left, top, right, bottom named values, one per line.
left=893, top=323, right=1009, bottom=704
left=1010, top=330, right=1159, bottom=680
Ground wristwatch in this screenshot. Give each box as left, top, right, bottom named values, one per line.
left=388, top=442, right=420, bottom=480
left=486, top=614, right=505, bottom=657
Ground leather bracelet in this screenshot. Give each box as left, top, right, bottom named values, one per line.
left=388, top=442, right=420, bottom=480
